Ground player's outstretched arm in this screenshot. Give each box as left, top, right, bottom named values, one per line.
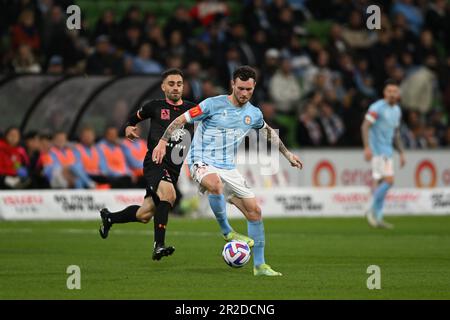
left=152, top=114, right=188, bottom=164
left=394, top=128, right=406, bottom=168
left=361, top=119, right=372, bottom=161
left=261, top=122, right=303, bottom=169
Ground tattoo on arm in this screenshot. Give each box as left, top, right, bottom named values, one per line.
left=161, top=116, right=185, bottom=142
left=394, top=128, right=404, bottom=153
left=261, top=124, right=290, bottom=158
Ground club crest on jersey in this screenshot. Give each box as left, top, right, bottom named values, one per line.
left=161, top=109, right=170, bottom=120
left=244, top=115, right=251, bottom=125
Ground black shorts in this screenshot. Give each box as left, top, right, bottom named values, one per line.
left=143, top=158, right=180, bottom=205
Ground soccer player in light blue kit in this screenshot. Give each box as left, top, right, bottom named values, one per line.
left=361, top=79, right=406, bottom=229
left=152, top=66, right=303, bottom=276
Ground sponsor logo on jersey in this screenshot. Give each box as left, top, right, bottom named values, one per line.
left=189, top=105, right=203, bottom=118
left=161, top=109, right=170, bottom=120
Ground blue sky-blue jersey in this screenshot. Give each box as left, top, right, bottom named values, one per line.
left=184, top=95, right=264, bottom=169
left=366, top=99, right=402, bottom=157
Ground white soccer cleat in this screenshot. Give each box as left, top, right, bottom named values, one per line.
left=365, top=209, right=378, bottom=228
left=377, top=220, right=394, bottom=229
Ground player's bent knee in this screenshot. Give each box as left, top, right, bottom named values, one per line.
left=384, top=176, right=394, bottom=185
left=207, top=182, right=223, bottom=195
left=246, top=206, right=262, bottom=222
left=136, top=211, right=152, bottom=223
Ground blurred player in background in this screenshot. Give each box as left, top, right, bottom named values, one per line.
left=99, top=68, right=195, bottom=261
left=152, top=66, right=303, bottom=276
left=361, top=79, right=406, bottom=229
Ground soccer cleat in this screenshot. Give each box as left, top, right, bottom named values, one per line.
left=377, top=220, right=394, bottom=229
left=253, top=264, right=282, bottom=276
left=99, top=208, right=112, bottom=239
left=365, top=209, right=378, bottom=228
left=152, top=244, right=175, bottom=261
left=224, top=231, right=254, bottom=247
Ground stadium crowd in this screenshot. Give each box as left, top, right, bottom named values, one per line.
left=1, top=0, right=450, bottom=190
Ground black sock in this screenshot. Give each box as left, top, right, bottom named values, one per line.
left=108, top=205, right=139, bottom=224
left=154, top=201, right=171, bottom=246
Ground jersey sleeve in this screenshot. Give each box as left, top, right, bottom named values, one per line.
left=184, top=98, right=212, bottom=123
left=252, top=109, right=265, bottom=129
left=126, top=100, right=155, bottom=126
left=365, top=102, right=382, bottom=123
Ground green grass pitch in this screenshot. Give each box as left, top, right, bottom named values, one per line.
left=1, top=216, right=450, bottom=299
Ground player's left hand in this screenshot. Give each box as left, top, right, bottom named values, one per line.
left=399, top=153, right=406, bottom=168
left=288, top=153, right=303, bottom=169
left=152, top=139, right=167, bottom=164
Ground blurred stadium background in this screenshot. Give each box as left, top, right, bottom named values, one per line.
left=1, top=0, right=450, bottom=299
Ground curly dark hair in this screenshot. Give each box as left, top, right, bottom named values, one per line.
left=232, top=66, right=257, bottom=82
left=161, top=68, right=184, bottom=81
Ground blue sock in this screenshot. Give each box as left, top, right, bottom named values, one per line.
left=372, top=181, right=391, bottom=221
left=248, top=220, right=265, bottom=267
left=208, top=194, right=233, bottom=235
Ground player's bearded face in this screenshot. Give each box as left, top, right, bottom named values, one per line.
left=232, top=78, right=255, bottom=105
left=384, top=85, right=400, bottom=104
left=163, top=75, right=184, bottom=102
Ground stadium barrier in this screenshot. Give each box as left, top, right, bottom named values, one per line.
left=1, top=187, right=449, bottom=220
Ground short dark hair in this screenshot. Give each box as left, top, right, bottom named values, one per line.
left=162, top=68, right=184, bottom=81
left=384, top=79, right=399, bottom=88
left=24, top=130, right=38, bottom=140
left=233, top=66, right=257, bottom=82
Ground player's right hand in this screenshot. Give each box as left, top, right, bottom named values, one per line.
left=152, top=139, right=167, bottom=164
left=125, top=126, right=139, bottom=141
left=364, top=147, right=372, bottom=162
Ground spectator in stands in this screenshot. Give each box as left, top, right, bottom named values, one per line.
left=11, top=44, right=41, bottom=73
left=144, top=24, right=167, bottom=63
left=46, top=55, right=64, bottom=74
left=44, top=131, right=96, bottom=189
left=269, top=57, right=302, bottom=115
left=189, top=0, right=229, bottom=27
left=218, top=45, right=243, bottom=90
left=391, top=0, right=424, bottom=35
left=259, top=101, right=288, bottom=145
left=86, top=35, right=125, bottom=75
left=73, top=126, right=108, bottom=188
left=444, top=127, right=450, bottom=147
left=227, top=23, right=256, bottom=66
left=296, top=103, right=324, bottom=147
left=164, top=5, right=194, bottom=39
left=131, top=42, right=163, bottom=74
left=120, top=5, right=142, bottom=31
left=10, top=9, right=41, bottom=51
left=401, top=56, right=438, bottom=114
left=0, top=127, right=30, bottom=189
left=120, top=23, right=142, bottom=56
left=24, top=131, right=48, bottom=189
left=93, top=9, right=119, bottom=43
left=96, top=126, right=134, bottom=188
left=243, top=0, right=272, bottom=35
left=41, top=5, right=69, bottom=60
left=318, top=101, right=345, bottom=146
left=186, top=61, right=204, bottom=102
left=341, top=10, right=377, bottom=51
left=121, top=126, right=147, bottom=188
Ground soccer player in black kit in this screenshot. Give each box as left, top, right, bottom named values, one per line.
left=99, top=68, right=195, bottom=261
